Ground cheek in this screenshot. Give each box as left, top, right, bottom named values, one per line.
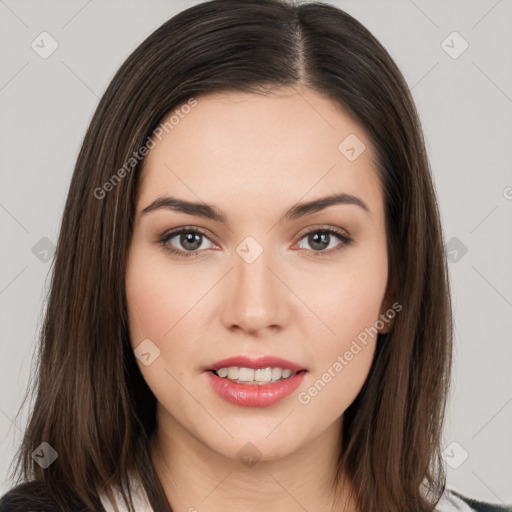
left=124, top=246, right=183, bottom=393
left=293, top=245, right=387, bottom=416
left=299, top=243, right=388, bottom=353
left=125, top=245, right=204, bottom=345
left=125, top=250, right=202, bottom=419
left=125, top=246, right=215, bottom=390
left=296, top=285, right=380, bottom=425
left=125, top=266, right=171, bottom=343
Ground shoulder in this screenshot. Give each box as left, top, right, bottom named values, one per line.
left=437, top=487, right=512, bottom=512
left=0, top=480, right=97, bottom=512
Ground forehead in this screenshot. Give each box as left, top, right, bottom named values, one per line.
left=136, top=87, right=382, bottom=217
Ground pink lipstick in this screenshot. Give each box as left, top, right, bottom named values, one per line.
left=204, top=355, right=308, bottom=408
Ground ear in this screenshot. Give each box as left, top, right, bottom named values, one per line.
left=377, top=282, right=399, bottom=334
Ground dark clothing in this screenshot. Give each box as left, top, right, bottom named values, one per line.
left=1, top=480, right=511, bottom=511
left=0, top=481, right=96, bottom=512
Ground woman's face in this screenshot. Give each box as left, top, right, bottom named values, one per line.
left=125, top=87, right=393, bottom=463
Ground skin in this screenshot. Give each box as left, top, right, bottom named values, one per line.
left=125, top=86, right=395, bottom=512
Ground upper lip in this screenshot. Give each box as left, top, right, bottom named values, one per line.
left=205, top=356, right=307, bottom=373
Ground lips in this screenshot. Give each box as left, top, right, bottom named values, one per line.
left=205, top=355, right=307, bottom=373
left=204, top=355, right=308, bottom=408
left=205, top=371, right=306, bottom=407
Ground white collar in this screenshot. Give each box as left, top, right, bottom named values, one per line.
left=98, top=472, right=154, bottom=512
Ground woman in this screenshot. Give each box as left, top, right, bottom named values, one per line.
left=1, top=0, right=509, bottom=511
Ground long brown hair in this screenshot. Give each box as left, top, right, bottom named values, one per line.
left=8, top=0, right=452, bottom=510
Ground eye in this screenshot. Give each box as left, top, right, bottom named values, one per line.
left=157, top=227, right=216, bottom=258
left=295, top=227, right=353, bottom=256
left=156, top=225, right=354, bottom=259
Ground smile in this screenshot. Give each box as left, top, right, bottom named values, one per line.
left=213, top=366, right=297, bottom=385
left=204, top=355, right=308, bottom=407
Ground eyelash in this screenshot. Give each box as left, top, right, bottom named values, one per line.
left=156, top=225, right=354, bottom=259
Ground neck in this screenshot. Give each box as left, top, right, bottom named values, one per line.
left=149, top=405, right=359, bottom=512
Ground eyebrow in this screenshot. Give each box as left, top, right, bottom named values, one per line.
left=140, top=192, right=370, bottom=224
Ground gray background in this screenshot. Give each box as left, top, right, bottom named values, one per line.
left=1, top=0, right=511, bottom=504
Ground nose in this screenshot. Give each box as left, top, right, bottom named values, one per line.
left=221, top=245, right=288, bottom=336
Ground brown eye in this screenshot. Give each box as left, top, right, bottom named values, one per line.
left=306, top=231, right=331, bottom=251
left=157, top=228, right=215, bottom=258
left=179, top=231, right=203, bottom=251
left=296, top=228, right=353, bottom=255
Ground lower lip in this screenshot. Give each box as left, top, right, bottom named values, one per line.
left=205, top=371, right=307, bottom=408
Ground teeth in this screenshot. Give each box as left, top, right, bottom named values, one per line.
left=271, top=367, right=282, bottom=381
left=255, top=368, right=271, bottom=382
left=227, top=367, right=239, bottom=379
left=214, top=366, right=297, bottom=384
left=238, top=367, right=254, bottom=382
